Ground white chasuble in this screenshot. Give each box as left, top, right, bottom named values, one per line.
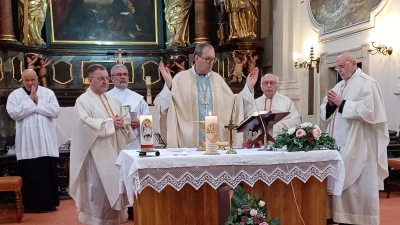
left=6, top=86, right=60, bottom=160
left=155, top=68, right=254, bottom=148
left=320, top=68, right=388, bottom=225
left=107, top=87, right=150, bottom=149
left=250, top=92, right=300, bottom=137
left=69, top=88, right=135, bottom=225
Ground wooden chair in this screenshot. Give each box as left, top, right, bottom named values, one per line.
left=387, top=158, right=400, bottom=198
left=0, top=176, right=23, bottom=223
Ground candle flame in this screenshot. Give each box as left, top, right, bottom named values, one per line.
left=208, top=111, right=212, bottom=116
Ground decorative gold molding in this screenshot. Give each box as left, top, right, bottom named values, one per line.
left=12, top=57, right=23, bottom=82
left=223, top=57, right=230, bottom=78
left=213, top=58, right=220, bottom=74
left=52, top=60, right=73, bottom=84
left=0, top=58, right=3, bottom=81
left=142, top=61, right=161, bottom=85
left=81, top=60, right=135, bottom=85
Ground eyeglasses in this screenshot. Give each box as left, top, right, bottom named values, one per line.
left=89, top=76, right=111, bottom=82
left=261, top=81, right=278, bottom=87
left=198, top=55, right=216, bottom=64
left=335, top=61, right=351, bottom=71
left=113, top=73, right=128, bottom=78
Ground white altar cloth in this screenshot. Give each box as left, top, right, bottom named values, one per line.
left=116, top=149, right=345, bottom=204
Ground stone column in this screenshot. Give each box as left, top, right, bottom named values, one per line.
left=193, top=0, right=210, bottom=44
left=0, top=0, right=17, bottom=41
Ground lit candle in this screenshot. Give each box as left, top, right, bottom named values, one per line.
left=146, top=76, right=151, bottom=85
left=293, top=52, right=298, bottom=63
left=297, top=54, right=302, bottom=63
left=205, top=112, right=218, bottom=155
left=140, top=115, right=153, bottom=151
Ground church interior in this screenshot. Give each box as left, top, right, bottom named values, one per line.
left=1, top=0, right=400, bottom=224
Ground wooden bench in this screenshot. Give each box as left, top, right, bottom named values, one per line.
left=0, top=176, right=23, bottom=223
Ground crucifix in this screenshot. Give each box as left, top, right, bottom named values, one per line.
left=224, top=119, right=238, bottom=154
left=110, top=49, right=129, bottom=64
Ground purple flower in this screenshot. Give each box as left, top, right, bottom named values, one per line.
left=250, top=209, right=258, bottom=216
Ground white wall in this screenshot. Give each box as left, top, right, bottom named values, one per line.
left=271, top=0, right=400, bottom=130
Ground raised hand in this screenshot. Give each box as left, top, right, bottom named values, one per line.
left=246, top=67, right=259, bottom=89
left=159, top=61, right=173, bottom=89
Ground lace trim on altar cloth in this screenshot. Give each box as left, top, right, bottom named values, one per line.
left=131, top=160, right=339, bottom=195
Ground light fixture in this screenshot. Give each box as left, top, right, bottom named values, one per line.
left=294, top=46, right=320, bottom=73
left=367, top=42, right=393, bottom=56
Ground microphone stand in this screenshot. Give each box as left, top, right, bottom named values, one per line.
left=241, top=74, right=268, bottom=151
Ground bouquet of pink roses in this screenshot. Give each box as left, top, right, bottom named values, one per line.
left=226, top=186, right=280, bottom=225
left=273, top=122, right=338, bottom=152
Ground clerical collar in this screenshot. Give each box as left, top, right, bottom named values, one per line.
left=192, top=65, right=210, bottom=77
left=23, top=86, right=38, bottom=95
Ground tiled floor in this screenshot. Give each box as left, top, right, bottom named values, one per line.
left=1, top=192, right=399, bottom=225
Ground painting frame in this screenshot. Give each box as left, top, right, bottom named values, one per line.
left=307, top=0, right=387, bottom=42
left=46, top=0, right=164, bottom=49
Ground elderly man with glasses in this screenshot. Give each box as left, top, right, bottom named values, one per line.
left=248, top=73, right=300, bottom=141
left=155, top=43, right=259, bottom=148
left=321, top=52, right=388, bottom=225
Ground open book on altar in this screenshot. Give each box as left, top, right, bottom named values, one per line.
left=236, top=110, right=290, bottom=133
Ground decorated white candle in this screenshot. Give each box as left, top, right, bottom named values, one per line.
left=140, top=115, right=153, bottom=151
left=205, top=112, right=218, bottom=155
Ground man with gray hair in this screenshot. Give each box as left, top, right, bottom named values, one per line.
left=156, top=43, right=259, bottom=147
left=321, top=52, right=388, bottom=225
left=249, top=73, right=300, bottom=138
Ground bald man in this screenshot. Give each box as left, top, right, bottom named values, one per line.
left=248, top=73, right=300, bottom=138
left=6, top=69, right=60, bottom=212
left=321, top=52, right=388, bottom=225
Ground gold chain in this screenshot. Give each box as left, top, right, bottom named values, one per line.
left=329, top=81, right=348, bottom=137
left=99, top=95, right=115, bottom=118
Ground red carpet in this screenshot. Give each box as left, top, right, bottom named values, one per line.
left=1, top=192, right=399, bottom=224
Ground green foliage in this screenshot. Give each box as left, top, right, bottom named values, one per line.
left=273, top=123, right=339, bottom=152
left=226, top=186, right=280, bottom=225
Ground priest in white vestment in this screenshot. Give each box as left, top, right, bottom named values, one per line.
left=69, top=64, right=136, bottom=225
left=321, top=52, right=388, bottom=225
left=155, top=43, right=259, bottom=147
left=6, top=69, right=60, bottom=213
left=107, top=64, right=150, bottom=150
left=249, top=73, right=300, bottom=138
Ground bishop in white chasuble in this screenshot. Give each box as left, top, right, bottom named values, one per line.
left=154, top=44, right=258, bottom=148
left=69, top=65, right=135, bottom=225
left=321, top=52, right=388, bottom=225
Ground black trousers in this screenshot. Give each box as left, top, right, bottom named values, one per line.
left=17, top=156, right=60, bottom=212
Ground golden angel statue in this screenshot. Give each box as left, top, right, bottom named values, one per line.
left=18, top=0, right=48, bottom=45
left=164, top=0, right=193, bottom=46
left=225, top=0, right=258, bottom=40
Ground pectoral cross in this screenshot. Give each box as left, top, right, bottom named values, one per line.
left=224, top=119, right=238, bottom=154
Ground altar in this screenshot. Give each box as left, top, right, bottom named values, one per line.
left=116, top=148, right=345, bottom=225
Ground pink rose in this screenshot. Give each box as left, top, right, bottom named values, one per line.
left=295, top=129, right=306, bottom=137
left=260, top=222, right=269, bottom=225
left=250, top=209, right=258, bottom=217
left=312, top=128, right=322, bottom=140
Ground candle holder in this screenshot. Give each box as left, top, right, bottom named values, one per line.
left=198, top=121, right=206, bottom=151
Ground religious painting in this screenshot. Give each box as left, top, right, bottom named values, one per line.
left=48, top=0, right=160, bottom=45
left=81, top=61, right=134, bottom=85
left=307, top=0, right=386, bottom=41
left=141, top=118, right=152, bottom=141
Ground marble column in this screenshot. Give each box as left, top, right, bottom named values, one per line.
left=193, top=0, right=210, bottom=44
left=0, top=0, right=17, bottom=41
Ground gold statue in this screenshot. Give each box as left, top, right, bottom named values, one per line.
left=18, top=0, right=47, bottom=45
left=164, top=0, right=193, bottom=46
left=25, top=53, right=51, bottom=87
left=225, top=0, right=258, bottom=40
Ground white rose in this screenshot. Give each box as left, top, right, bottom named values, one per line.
left=314, top=125, right=320, bottom=129
left=300, top=122, right=312, bottom=128
left=287, top=127, right=296, bottom=135
left=258, top=200, right=265, bottom=207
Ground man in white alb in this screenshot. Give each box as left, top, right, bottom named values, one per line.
left=107, top=64, right=150, bottom=149
left=69, top=64, right=135, bottom=225
left=6, top=69, right=60, bottom=212
left=321, top=52, right=388, bottom=225
left=155, top=43, right=259, bottom=147
left=107, top=63, right=149, bottom=221
left=250, top=73, right=300, bottom=137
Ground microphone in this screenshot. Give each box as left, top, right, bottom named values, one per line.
left=240, top=73, right=268, bottom=150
